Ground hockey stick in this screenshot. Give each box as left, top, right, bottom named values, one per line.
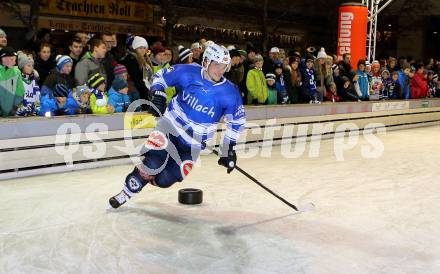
left=209, top=146, right=315, bottom=213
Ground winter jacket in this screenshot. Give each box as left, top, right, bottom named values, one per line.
left=34, top=57, right=55, bottom=87
left=102, top=51, right=116, bottom=89
left=275, top=73, right=289, bottom=104
left=356, top=70, right=370, bottom=100
left=16, top=73, right=40, bottom=116
left=38, top=94, right=68, bottom=116
left=388, top=80, right=402, bottom=99
left=225, top=63, right=245, bottom=88
left=398, top=70, right=411, bottom=99
left=75, top=52, right=107, bottom=85
left=338, top=61, right=355, bottom=81
left=246, top=68, right=268, bottom=104
left=267, top=85, right=278, bottom=105
left=410, top=72, right=428, bottom=99
left=90, top=90, right=110, bottom=114
left=64, top=91, right=90, bottom=115
left=300, top=66, right=319, bottom=101
left=0, top=65, right=24, bottom=117
left=107, top=87, right=130, bottom=113
left=41, top=70, right=76, bottom=97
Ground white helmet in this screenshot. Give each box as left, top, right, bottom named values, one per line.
left=202, top=43, right=231, bottom=72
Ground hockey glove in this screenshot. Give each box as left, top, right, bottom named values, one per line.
left=218, top=143, right=237, bottom=174
left=149, top=90, right=167, bottom=117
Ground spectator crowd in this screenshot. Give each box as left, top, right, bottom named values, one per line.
left=0, top=27, right=439, bottom=118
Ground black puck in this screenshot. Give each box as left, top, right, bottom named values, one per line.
left=178, top=188, right=203, bottom=205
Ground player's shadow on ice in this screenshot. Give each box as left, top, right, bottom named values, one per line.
left=107, top=206, right=190, bottom=224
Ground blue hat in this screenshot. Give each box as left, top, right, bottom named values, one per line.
left=54, top=84, right=69, bottom=97
left=56, top=55, right=73, bottom=72
left=274, top=60, right=283, bottom=69
left=112, top=77, right=128, bottom=91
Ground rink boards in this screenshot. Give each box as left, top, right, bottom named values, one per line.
left=1, top=99, right=440, bottom=180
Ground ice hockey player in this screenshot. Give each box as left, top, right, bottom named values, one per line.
left=109, top=43, right=246, bottom=208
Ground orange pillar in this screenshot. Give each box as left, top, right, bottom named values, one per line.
left=337, top=3, right=369, bottom=69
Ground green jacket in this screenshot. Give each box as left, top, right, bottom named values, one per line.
left=90, top=93, right=110, bottom=114
left=153, top=63, right=176, bottom=103
left=267, top=86, right=278, bottom=105
left=246, top=68, right=268, bottom=104
left=0, top=65, right=24, bottom=117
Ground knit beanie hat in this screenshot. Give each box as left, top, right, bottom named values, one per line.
left=266, top=73, right=276, bottom=82
left=111, top=77, right=128, bottom=91
left=132, top=36, right=148, bottom=50
left=87, top=73, right=106, bottom=89
left=75, top=84, right=90, bottom=97
left=17, top=53, right=34, bottom=70
left=177, top=45, right=192, bottom=63
left=56, top=55, right=73, bottom=72
left=114, top=64, right=127, bottom=76
left=54, top=84, right=69, bottom=97
left=317, top=47, right=327, bottom=59
left=0, top=46, right=16, bottom=58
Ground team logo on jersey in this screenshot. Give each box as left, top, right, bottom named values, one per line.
left=180, top=160, right=194, bottom=178
left=145, top=131, right=168, bottom=150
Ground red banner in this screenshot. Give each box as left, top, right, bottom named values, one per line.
left=337, top=4, right=368, bottom=69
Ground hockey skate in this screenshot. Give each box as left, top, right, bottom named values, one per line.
left=109, top=190, right=130, bottom=209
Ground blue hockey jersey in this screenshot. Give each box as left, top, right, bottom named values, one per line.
left=151, top=64, right=246, bottom=148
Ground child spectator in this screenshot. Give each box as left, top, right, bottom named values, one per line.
left=246, top=54, right=268, bottom=104
left=355, top=60, right=369, bottom=101
left=410, top=63, right=428, bottom=99
left=370, top=61, right=383, bottom=100
left=427, top=72, right=437, bottom=98
left=435, top=75, right=440, bottom=98
left=380, top=69, right=392, bottom=99
left=39, top=84, right=69, bottom=116
left=365, top=61, right=373, bottom=83
left=325, top=82, right=341, bottom=102
left=300, top=54, right=320, bottom=104
left=273, top=60, right=289, bottom=104
left=16, top=53, right=40, bottom=116
left=114, top=64, right=128, bottom=81
left=265, top=73, right=278, bottom=105
left=88, top=73, right=114, bottom=114
left=0, top=47, right=24, bottom=117
left=388, top=71, right=402, bottom=99
left=108, top=77, right=131, bottom=113
left=41, top=55, right=76, bottom=97
left=398, top=62, right=412, bottom=99
left=65, top=85, right=91, bottom=115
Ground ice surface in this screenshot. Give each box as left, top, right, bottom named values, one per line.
left=1, top=126, right=440, bottom=274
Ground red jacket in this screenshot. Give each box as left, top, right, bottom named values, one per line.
left=410, top=72, right=428, bottom=99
